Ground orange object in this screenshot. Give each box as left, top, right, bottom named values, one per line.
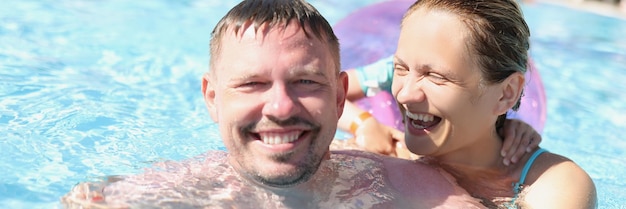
left=350, top=111, right=373, bottom=134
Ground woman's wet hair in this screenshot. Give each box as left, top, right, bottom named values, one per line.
left=403, top=0, right=531, bottom=130
left=209, top=0, right=340, bottom=74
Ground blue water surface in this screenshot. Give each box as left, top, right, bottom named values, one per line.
left=523, top=3, right=626, bottom=208
left=0, top=0, right=625, bottom=208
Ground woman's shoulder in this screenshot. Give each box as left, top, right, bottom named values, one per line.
left=524, top=150, right=597, bottom=208
left=531, top=151, right=590, bottom=182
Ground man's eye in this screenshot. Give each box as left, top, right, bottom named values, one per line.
left=240, top=81, right=263, bottom=87
left=297, top=79, right=315, bottom=84
left=243, top=82, right=258, bottom=86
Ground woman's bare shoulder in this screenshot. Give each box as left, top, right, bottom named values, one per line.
left=524, top=152, right=597, bottom=209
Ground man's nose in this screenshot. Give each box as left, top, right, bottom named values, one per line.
left=262, top=83, right=300, bottom=120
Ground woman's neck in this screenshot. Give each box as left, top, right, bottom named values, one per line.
left=426, top=132, right=521, bottom=203
left=437, top=131, right=504, bottom=168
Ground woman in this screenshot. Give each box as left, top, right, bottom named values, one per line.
left=338, top=57, right=541, bottom=165
left=391, top=0, right=596, bottom=208
left=336, top=0, right=542, bottom=164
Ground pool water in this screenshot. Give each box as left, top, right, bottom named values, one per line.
left=522, top=3, right=626, bottom=208
left=0, top=0, right=624, bottom=208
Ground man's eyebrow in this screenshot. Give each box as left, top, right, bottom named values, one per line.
left=289, top=66, right=326, bottom=77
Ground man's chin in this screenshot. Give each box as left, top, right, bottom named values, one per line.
left=244, top=158, right=321, bottom=188
left=252, top=168, right=312, bottom=188
left=237, top=143, right=324, bottom=188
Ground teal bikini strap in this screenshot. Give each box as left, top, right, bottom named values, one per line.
left=508, top=148, right=548, bottom=208
left=514, top=148, right=547, bottom=193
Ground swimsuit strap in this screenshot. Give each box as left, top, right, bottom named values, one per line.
left=514, top=147, right=547, bottom=193
left=507, top=148, right=548, bottom=208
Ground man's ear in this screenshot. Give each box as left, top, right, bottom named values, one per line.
left=336, top=71, right=349, bottom=118
left=202, top=73, right=218, bottom=122
left=495, top=71, right=525, bottom=115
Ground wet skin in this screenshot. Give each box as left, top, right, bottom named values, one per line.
left=202, top=20, right=348, bottom=188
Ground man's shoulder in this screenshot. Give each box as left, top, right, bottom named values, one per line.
left=329, top=150, right=484, bottom=208
left=330, top=149, right=430, bottom=169
left=330, top=149, right=383, bottom=158
left=328, top=149, right=443, bottom=185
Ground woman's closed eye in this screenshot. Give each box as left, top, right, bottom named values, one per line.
left=393, top=66, right=409, bottom=76
left=427, top=72, right=448, bottom=84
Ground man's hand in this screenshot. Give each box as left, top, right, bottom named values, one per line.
left=499, top=119, right=542, bottom=166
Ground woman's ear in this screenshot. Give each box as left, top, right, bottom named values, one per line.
left=201, top=73, right=218, bottom=122
left=495, top=72, right=525, bottom=115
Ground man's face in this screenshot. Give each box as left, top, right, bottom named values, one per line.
left=203, top=20, right=347, bottom=187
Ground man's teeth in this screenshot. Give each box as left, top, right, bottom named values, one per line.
left=259, top=132, right=300, bottom=145
left=406, top=111, right=434, bottom=122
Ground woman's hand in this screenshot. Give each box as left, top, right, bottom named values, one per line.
left=352, top=117, right=405, bottom=157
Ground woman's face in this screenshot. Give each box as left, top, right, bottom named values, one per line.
left=392, top=9, right=503, bottom=158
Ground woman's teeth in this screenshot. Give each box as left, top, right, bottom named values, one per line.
left=406, top=111, right=434, bottom=122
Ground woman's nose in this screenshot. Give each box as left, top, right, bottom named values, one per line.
left=395, top=78, right=426, bottom=105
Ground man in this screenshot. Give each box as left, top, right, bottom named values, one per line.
left=61, top=1, right=497, bottom=208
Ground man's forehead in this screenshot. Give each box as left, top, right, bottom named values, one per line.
left=211, top=19, right=336, bottom=78
left=230, top=19, right=315, bottom=43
